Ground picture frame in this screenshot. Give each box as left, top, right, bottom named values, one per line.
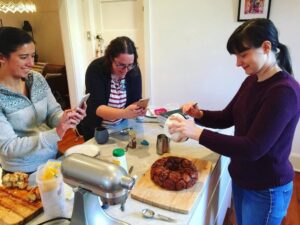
left=238, top=0, right=271, bottom=22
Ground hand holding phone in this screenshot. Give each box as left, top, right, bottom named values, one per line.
left=78, top=93, right=90, bottom=109
left=136, top=98, right=150, bottom=109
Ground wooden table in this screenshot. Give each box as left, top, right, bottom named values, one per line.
left=29, top=119, right=233, bottom=225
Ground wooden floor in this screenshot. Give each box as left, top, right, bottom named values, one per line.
left=282, top=172, right=300, bottom=225
left=223, top=172, right=300, bottom=225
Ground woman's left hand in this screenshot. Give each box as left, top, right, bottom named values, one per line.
left=168, top=116, right=203, bottom=141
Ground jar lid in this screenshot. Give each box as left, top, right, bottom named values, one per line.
left=113, top=148, right=125, bottom=157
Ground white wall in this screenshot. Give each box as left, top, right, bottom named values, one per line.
left=146, top=0, right=300, bottom=158
left=148, top=0, right=244, bottom=109
left=271, top=0, right=300, bottom=166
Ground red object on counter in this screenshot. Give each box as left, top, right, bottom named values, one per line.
left=154, top=108, right=167, bottom=115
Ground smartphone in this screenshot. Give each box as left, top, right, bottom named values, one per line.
left=136, top=98, right=150, bottom=108
left=78, top=93, right=90, bottom=108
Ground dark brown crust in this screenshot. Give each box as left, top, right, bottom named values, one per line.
left=150, top=156, right=198, bottom=191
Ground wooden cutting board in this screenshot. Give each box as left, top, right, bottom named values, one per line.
left=0, top=186, right=43, bottom=225
left=131, top=155, right=212, bottom=214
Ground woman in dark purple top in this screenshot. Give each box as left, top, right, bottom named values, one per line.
left=169, top=19, right=300, bottom=225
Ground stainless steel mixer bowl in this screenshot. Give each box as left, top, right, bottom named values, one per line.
left=61, top=153, right=135, bottom=205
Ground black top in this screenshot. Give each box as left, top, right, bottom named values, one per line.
left=79, top=57, right=142, bottom=140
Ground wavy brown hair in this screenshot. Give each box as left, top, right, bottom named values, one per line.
left=103, top=36, right=138, bottom=74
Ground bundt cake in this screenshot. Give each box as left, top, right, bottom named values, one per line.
left=150, top=156, right=198, bottom=191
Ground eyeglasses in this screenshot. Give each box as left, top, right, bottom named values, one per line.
left=113, top=60, right=136, bottom=71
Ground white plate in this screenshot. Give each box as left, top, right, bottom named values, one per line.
left=64, top=144, right=100, bottom=157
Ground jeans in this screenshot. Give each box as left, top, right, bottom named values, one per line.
left=232, top=181, right=293, bottom=225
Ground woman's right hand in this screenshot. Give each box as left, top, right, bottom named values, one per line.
left=56, top=109, right=83, bottom=138
left=168, top=115, right=203, bottom=141
left=182, top=102, right=203, bottom=119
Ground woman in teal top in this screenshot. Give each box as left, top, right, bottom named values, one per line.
left=0, top=27, right=86, bottom=173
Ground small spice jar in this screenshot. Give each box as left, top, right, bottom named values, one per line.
left=112, top=148, right=128, bottom=173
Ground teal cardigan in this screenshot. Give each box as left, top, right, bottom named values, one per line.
left=0, top=72, right=63, bottom=172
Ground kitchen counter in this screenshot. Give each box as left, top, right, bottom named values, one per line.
left=28, top=119, right=233, bottom=225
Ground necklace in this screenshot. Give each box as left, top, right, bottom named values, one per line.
left=120, top=79, right=126, bottom=91
left=112, top=78, right=126, bottom=91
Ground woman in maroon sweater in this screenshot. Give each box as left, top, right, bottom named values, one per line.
left=169, top=19, right=300, bottom=225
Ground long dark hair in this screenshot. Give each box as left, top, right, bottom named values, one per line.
left=103, top=36, right=138, bottom=74
left=227, top=18, right=293, bottom=75
left=0, top=26, right=33, bottom=58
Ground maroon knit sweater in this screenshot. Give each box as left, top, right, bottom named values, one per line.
left=196, top=71, right=300, bottom=190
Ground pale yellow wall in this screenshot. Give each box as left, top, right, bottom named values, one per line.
left=0, top=0, right=64, bottom=65
left=0, top=12, right=35, bottom=28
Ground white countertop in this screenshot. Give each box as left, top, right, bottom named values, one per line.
left=27, top=119, right=228, bottom=225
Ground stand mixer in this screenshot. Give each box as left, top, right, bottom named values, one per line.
left=61, top=153, right=135, bottom=225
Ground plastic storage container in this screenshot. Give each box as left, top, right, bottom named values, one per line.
left=36, top=161, right=66, bottom=219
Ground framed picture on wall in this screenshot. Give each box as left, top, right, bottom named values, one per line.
left=238, top=0, right=271, bottom=21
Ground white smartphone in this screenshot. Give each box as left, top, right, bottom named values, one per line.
left=136, top=98, right=150, bottom=108
left=78, top=93, right=90, bottom=108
